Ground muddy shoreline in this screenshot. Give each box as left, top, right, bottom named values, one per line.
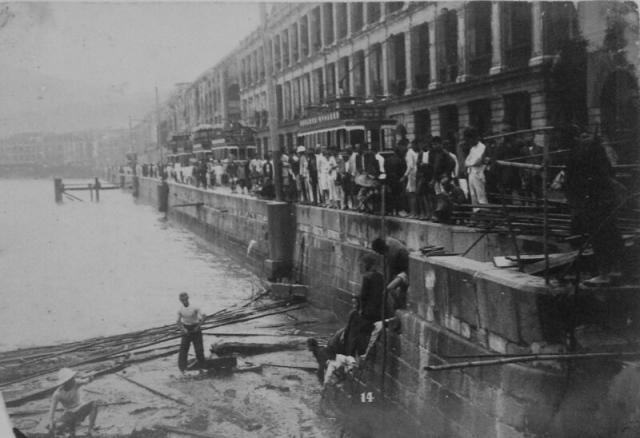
left=4, top=303, right=345, bottom=438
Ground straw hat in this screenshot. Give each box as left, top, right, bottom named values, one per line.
left=296, top=146, right=306, bottom=153
left=57, top=368, right=77, bottom=386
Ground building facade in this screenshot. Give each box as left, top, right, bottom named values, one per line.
left=160, top=2, right=639, bottom=162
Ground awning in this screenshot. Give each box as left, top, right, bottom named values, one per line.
left=298, top=125, right=366, bottom=137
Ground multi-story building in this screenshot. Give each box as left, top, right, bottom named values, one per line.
left=159, top=2, right=639, bottom=163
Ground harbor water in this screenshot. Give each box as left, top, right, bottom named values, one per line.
left=0, top=178, right=260, bottom=351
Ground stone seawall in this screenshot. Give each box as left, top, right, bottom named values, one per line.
left=355, top=255, right=570, bottom=438
left=136, top=177, right=517, bottom=317
left=133, top=177, right=634, bottom=438
left=136, top=177, right=271, bottom=277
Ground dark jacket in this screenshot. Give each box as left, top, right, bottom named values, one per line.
left=359, top=270, right=385, bottom=321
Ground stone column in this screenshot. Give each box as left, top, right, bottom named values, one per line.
left=456, top=4, right=469, bottom=82
left=297, top=21, right=303, bottom=61
left=458, top=102, right=470, bottom=137
left=253, top=52, right=258, bottom=83
left=280, top=32, right=286, bottom=68
left=219, top=71, right=227, bottom=124
left=379, top=3, right=386, bottom=22
left=348, top=54, right=356, bottom=96
left=430, top=109, right=440, bottom=137
left=334, top=60, right=341, bottom=98
left=381, top=39, right=389, bottom=95
left=363, top=3, right=369, bottom=26
left=404, top=29, right=414, bottom=95
left=529, top=2, right=552, bottom=66
left=489, top=2, right=504, bottom=75
left=364, top=45, right=371, bottom=97
left=346, top=3, right=352, bottom=37
left=332, top=3, right=338, bottom=44
left=307, top=13, right=313, bottom=56
left=428, top=20, right=440, bottom=90
left=530, top=90, right=548, bottom=145
left=291, top=77, right=298, bottom=119
left=490, top=95, right=505, bottom=133
left=322, top=63, right=330, bottom=101
left=319, top=5, right=325, bottom=50
left=271, top=37, right=278, bottom=72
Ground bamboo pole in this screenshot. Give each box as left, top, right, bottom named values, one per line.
left=117, top=374, right=191, bottom=406
left=1, top=300, right=305, bottom=389
left=424, top=350, right=640, bottom=371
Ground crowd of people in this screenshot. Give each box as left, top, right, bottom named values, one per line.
left=114, top=125, right=572, bottom=225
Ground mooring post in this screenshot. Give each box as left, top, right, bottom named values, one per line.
left=54, top=178, right=63, bottom=203
left=89, top=183, right=94, bottom=202
left=94, top=177, right=101, bottom=202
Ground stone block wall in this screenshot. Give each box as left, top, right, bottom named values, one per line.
left=135, top=178, right=545, bottom=319
left=137, top=178, right=271, bottom=275
left=135, top=178, right=637, bottom=437
left=295, top=204, right=520, bottom=318
left=356, top=254, right=571, bottom=438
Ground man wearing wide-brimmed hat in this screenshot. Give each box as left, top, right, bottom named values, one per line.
left=47, top=367, right=98, bottom=437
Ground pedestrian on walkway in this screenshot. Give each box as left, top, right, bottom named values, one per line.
left=176, top=292, right=206, bottom=372
left=463, top=127, right=488, bottom=212
left=402, top=140, right=420, bottom=217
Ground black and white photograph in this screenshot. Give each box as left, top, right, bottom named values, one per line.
left=0, top=1, right=639, bottom=437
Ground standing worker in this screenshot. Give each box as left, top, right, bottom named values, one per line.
left=463, top=127, right=488, bottom=212
left=566, top=133, right=624, bottom=285
left=47, top=367, right=98, bottom=437
left=176, top=292, right=206, bottom=373
left=371, top=236, right=409, bottom=281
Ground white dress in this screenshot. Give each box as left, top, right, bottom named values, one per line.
left=404, top=148, right=418, bottom=193
left=317, top=154, right=330, bottom=192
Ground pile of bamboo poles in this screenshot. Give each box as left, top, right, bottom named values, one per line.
left=0, top=294, right=306, bottom=402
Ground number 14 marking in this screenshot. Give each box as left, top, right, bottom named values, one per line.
left=360, top=392, right=374, bottom=403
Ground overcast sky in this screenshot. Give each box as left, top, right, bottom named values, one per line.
left=0, top=2, right=260, bottom=135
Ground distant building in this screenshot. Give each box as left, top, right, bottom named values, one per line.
left=158, top=2, right=639, bottom=162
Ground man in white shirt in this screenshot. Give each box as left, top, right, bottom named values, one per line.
left=463, top=127, right=488, bottom=212
left=176, top=292, right=206, bottom=372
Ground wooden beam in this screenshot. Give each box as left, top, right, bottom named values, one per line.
left=116, top=374, right=191, bottom=407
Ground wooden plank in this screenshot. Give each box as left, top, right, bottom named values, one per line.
left=493, top=256, right=518, bottom=268
left=522, top=251, right=579, bottom=275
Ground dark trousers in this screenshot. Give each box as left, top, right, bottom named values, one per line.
left=178, top=326, right=205, bottom=371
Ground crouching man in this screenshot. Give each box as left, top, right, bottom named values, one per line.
left=47, top=367, right=98, bottom=437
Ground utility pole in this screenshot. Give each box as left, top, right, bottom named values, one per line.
left=260, top=3, right=283, bottom=201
